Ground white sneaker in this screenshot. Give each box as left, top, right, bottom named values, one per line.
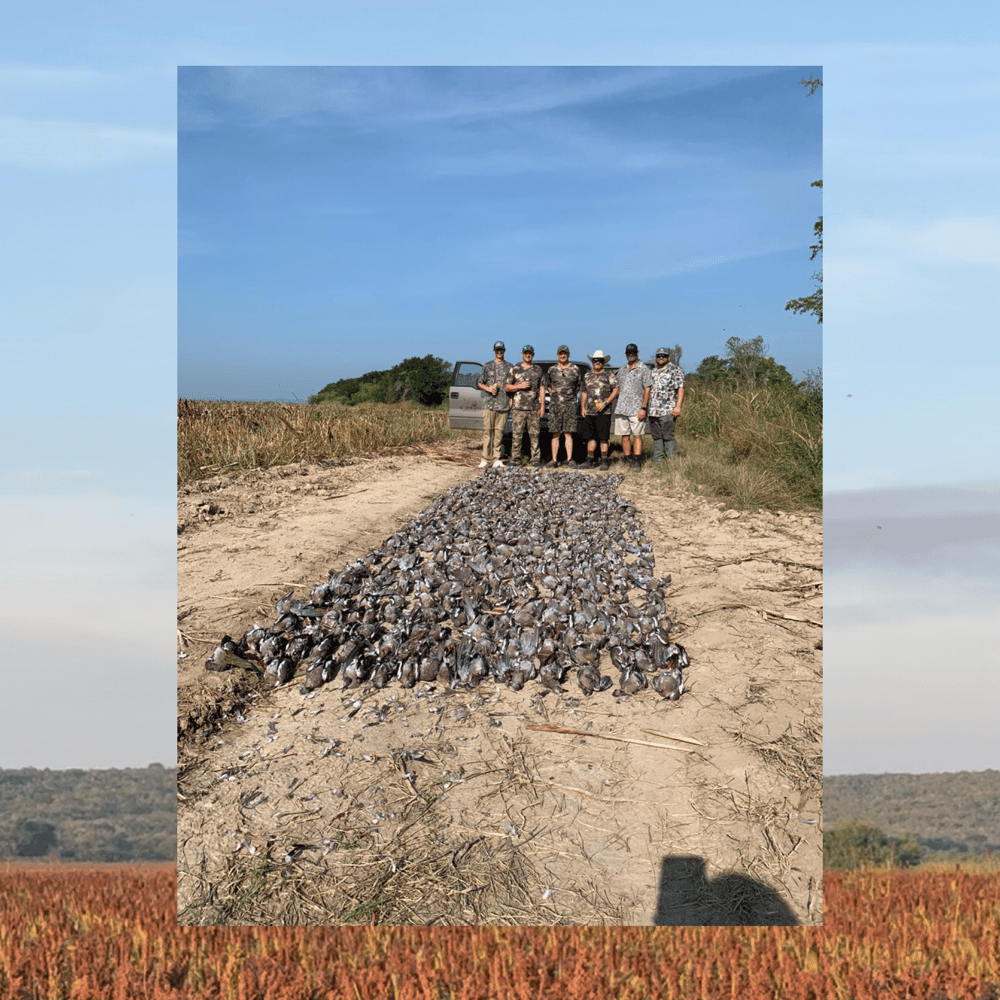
left=492, top=460, right=506, bottom=468
left=478, top=459, right=489, bottom=468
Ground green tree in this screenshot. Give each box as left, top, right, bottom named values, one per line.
left=379, top=354, right=452, bottom=406
left=824, top=820, right=923, bottom=870
left=785, top=76, right=822, bottom=324
left=725, top=335, right=769, bottom=387
left=311, top=355, right=451, bottom=407
left=694, top=354, right=731, bottom=384
left=15, top=818, right=58, bottom=857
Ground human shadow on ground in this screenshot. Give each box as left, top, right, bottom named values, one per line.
left=654, top=855, right=800, bottom=925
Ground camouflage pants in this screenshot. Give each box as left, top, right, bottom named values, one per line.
left=510, top=409, right=541, bottom=462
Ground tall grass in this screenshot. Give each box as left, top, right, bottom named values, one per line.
left=178, top=399, right=454, bottom=484
left=655, top=383, right=822, bottom=511
left=178, top=384, right=822, bottom=513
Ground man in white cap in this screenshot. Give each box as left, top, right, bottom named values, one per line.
left=476, top=341, right=512, bottom=468
left=580, top=349, right=619, bottom=470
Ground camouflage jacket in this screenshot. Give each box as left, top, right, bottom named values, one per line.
left=581, top=368, right=618, bottom=415
left=545, top=363, right=581, bottom=408
left=481, top=358, right=513, bottom=411
left=506, top=362, right=544, bottom=411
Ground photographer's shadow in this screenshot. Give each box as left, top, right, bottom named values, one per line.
left=654, top=855, right=799, bottom=926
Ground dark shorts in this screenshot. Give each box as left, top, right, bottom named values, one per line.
left=581, top=412, right=612, bottom=442
left=548, top=402, right=577, bottom=435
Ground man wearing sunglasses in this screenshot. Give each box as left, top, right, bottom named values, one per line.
left=648, top=347, right=685, bottom=460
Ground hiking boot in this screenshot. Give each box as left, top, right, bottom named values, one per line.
left=586, top=458, right=597, bottom=468
left=492, top=460, right=506, bottom=469
left=478, top=459, right=489, bottom=468
left=599, top=459, right=609, bottom=470
left=542, top=459, right=556, bottom=468
left=567, top=460, right=578, bottom=469
left=532, top=461, right=542, bottom=469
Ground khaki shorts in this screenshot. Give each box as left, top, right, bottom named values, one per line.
left=614, top=414, right=648, bottom=437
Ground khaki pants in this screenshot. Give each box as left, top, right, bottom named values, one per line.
left=482, top=408, right=507, bottom=460
left=511, top=409, right=541, bottom=462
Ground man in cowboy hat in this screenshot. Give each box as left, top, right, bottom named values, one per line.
left=580, top=349, right=619, bottom=470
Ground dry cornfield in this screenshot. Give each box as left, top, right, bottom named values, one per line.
left=3, top=865, right=1000, bottom=999
left=177, top=400, right=454, bottom=484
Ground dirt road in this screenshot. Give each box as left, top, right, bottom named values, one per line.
left=177, top=442, right=822, bottom=925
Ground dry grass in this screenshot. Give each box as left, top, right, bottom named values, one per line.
left=178, top=399, right=456, bottom=484
left=661, top=384, right=822, bottom=511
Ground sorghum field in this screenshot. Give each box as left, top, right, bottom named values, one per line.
left=3, top=866, right=999, bottom=999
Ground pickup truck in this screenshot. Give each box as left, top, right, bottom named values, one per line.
left=448, top=359, right=616, bottom=461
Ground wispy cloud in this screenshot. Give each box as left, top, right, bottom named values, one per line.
left=0, top=115, right=175, bottom=168
left=0, top=65, right=117, bottom=89
left=180, top=65, right=769, bottom=133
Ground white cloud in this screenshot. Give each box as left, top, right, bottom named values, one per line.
left=0, top=115, right=175, bottom=168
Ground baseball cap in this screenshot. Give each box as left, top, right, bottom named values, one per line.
left=625, top=343, right=639, bottom=357
left=493, top=341, right=506, bottom=351
left=557, top=344, right=570, bottom=355
left=521, top=344, right=535, bottom=354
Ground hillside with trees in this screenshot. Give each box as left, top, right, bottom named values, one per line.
left=825, top=771, right=1000, bottom=862
left=310, top=355, right=451, bottom=407
left=0, top=765, right=176, bottom=862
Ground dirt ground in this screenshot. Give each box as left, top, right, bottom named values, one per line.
left=177, top=439, right=822, bottom=926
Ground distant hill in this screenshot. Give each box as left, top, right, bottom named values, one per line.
left=0, top=764, right=175, bottom=862
left=825, top=770, right=1000, bottom=855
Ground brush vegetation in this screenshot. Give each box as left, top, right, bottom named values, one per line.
left=651, top=378, right=822, bottom=511
left=178, top=379, right=821, bottom=512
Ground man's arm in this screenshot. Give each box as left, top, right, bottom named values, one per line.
left=673, top=385, right=685, bottom=417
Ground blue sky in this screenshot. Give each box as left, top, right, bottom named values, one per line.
left=178, top=65, right=822, bottom=401
left=3, top=2, right=999, bottom=772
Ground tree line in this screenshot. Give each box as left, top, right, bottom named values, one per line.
left=310, top=355, right=452, bottom=407
left=0, top=765, right=176, bottom=863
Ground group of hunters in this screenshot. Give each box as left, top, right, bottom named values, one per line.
left=477, top=341, right=685, bottom=471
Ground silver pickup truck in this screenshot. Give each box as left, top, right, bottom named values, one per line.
left=449, top=359, right=615, bottom=460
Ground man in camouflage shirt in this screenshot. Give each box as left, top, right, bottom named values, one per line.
left=477, top=340, right=513, bottom=468
left=580, top=349, right=619, bottom=470
left=505, top=344, right=545, bottom=466
left=648, top=346, right=685, bottom=460
left=544, top=344, right=581, bottom=467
